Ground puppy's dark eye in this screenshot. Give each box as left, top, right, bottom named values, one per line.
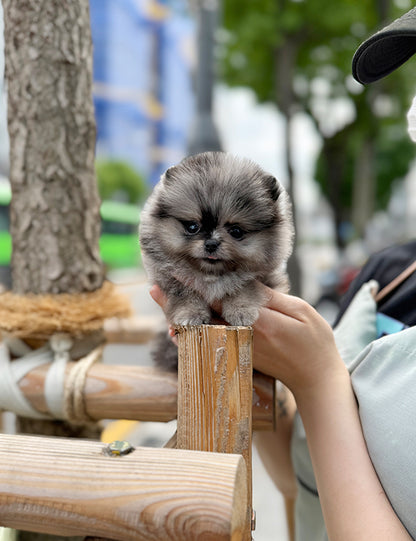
left=183, top=221, right=201, bottom=235
left=228, top=225, right=244, bottom=239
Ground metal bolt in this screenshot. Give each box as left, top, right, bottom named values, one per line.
left=251, top=509, right=256, bottom=531
left=105, top=440, right=135, bottom=457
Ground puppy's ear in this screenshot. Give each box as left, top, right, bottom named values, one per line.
left=163, top=166, right=176, bottom=183
left=263, top=175, right=281, bottom=201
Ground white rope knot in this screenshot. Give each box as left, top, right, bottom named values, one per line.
left=0, top=334, right=103, bottom=423
left=50, top=333, right=73, bottom=359
left=46, top=333, right=73, bottom=419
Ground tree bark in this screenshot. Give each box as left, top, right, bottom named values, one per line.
left=320, top=131, right=350, bottom=249
left=3, top=0, right=104, bottom=294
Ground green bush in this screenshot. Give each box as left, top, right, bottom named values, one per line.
left=95, top=160, right=149, bottom=204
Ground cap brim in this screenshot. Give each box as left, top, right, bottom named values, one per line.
left=352, top=8, right=416, bottom=84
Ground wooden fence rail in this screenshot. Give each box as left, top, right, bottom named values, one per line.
left=18, top=362, right=275, bottom=429
left=0, top=434, right=247, bottom=541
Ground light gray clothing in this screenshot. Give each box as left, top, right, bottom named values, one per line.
left=291, top=281, right=416, bottom=540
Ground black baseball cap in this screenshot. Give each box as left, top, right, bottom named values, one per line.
left=353, top=7, right=416, bottom=84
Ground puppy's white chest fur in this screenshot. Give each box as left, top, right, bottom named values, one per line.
left=173, top=269, right=252, bottom=304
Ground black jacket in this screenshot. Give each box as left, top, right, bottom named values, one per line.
left=334, top=240, right=416, bottom=328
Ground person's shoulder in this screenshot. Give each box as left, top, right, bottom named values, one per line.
left=363, top=240, right=416, bottom=282
left=334, top=240, right=416, bottom=327
left=370, top=239, right=416, bottom=263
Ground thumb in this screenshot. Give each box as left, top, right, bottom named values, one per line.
left=149, top=285, right=168, bottom=310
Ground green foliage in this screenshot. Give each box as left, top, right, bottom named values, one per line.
left=316, top=120, right=414, bottom=212
left=221, top=0, right=368, bottom=102
left=95, top=160, right=149, bottom=204
left=375, top=123, right=415, bottom=209
left=221, top=0, right=416, bottom=239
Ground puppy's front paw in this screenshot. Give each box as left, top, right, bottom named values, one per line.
left=171, top=308, right=211, bottom=326
left=222, top=306, right=259, bottom=326
left=175, top=315, right=210, bottom=326
left=167, top=295, right=211, bottom=326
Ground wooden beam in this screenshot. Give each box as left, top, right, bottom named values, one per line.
left=17, top=363, right=274, bottom=429
left=20, top=364, right=178, bottom=423
left=103, top=316, right=162, bottom=345
left=0, top=433, right=247, bottom=541
left=176, top=325, right=253, bottom=540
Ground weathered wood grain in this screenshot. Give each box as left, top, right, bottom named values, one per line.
left=0, top=434, right=247, bottom=541
left=176, top=325, right=253, bottom=540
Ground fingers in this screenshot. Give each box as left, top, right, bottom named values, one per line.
left=258, top=283, right=315, bottom=322
left=149, top=284, right=226, bottom=326
left=149, top=282, right=311, bottom=330
left=149, top=286, right=178, bottom=345
left=149, top=285, right=167, bottom=310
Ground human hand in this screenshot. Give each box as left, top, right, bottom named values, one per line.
left=252, top=286, right=347, bottom=399
left=149, top=285, right=177, bottom=343
left=149, top=284, right=347, bottom=399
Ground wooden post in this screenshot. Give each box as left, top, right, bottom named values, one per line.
left=0, top=434, right=247, bottom=541
left=176, top=325, right=253, bottom=540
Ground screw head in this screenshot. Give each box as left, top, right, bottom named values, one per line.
left=105, top=440, right=135, bottom=456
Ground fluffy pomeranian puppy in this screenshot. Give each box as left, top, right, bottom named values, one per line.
left=139, top=151, right=294, bottom=370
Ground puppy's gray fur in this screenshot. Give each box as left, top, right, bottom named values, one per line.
left=139, top=151, right=294, bottom=370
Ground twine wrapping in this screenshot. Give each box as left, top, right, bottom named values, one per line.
left=0, top=281, right=132, bottom=340
left=0, top=335, right=104, bottom=423
left=64, top=345, right=104, bottom=424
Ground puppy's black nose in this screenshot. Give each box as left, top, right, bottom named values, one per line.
left=205, top=239, right=220, bottom=253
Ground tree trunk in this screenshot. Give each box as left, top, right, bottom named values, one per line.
left=275, top=37, right=302, bottom=296
left=3, top=0, right=104, bottom=294
left=320, top=132, right=349, bottom=250
left=2, top=2, right=104, bottom=539
left=352, top=137, right=375, bottom=238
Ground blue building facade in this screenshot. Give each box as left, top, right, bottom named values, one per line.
left=89, top=0, right=195, bottom=186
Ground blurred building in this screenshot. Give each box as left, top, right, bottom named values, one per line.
left=89, top=0, right=195, bottom=186
left=0, top=1, right=195, bottom=184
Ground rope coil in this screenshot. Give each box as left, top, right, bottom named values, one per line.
left=0, top=281, right=132, bottom=422
left=0, top=281, right=131, bottom=339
